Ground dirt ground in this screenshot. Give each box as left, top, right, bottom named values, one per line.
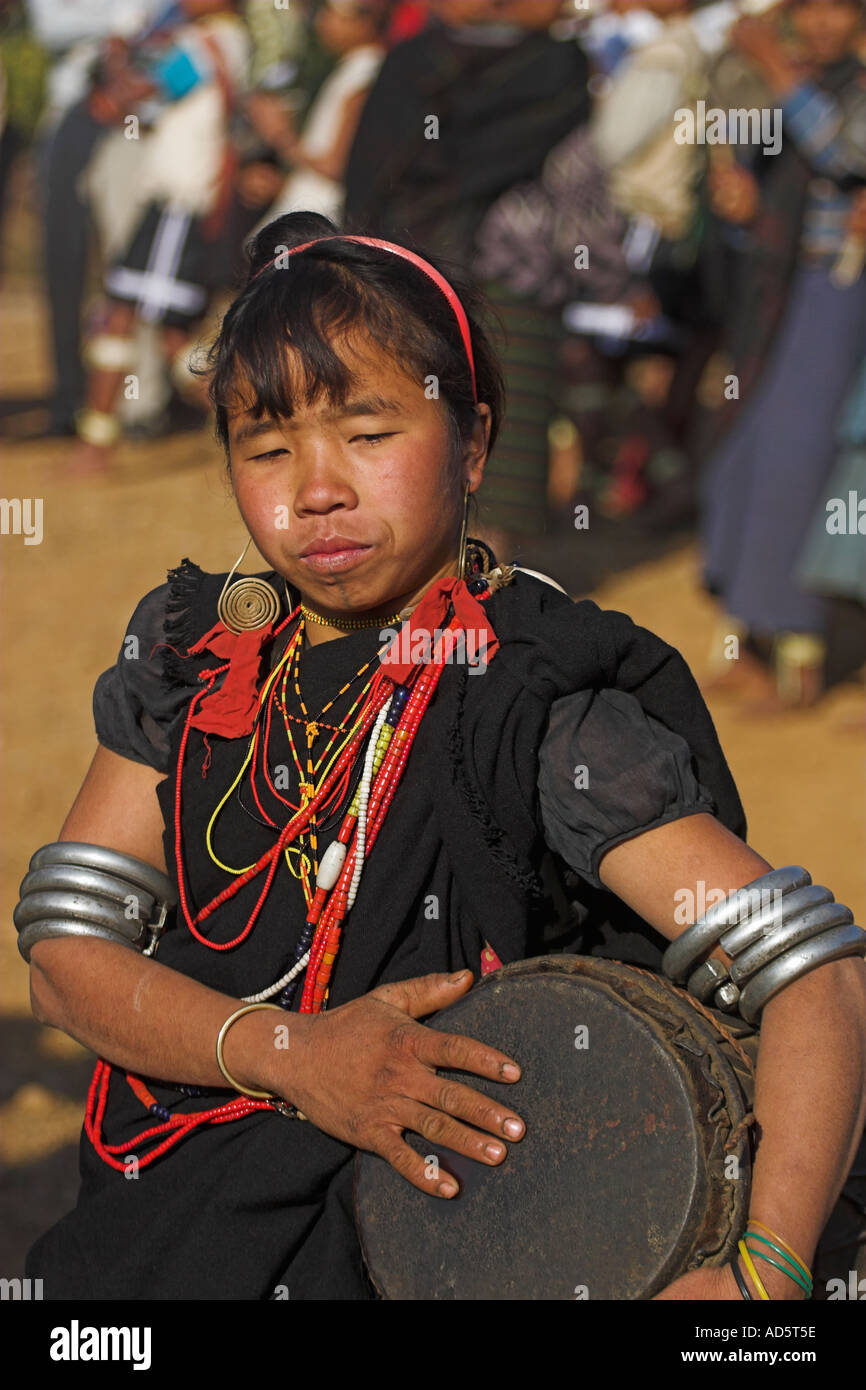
left=1, top=183, right=864, bottom=1280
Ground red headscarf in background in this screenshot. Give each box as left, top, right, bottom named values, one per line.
left=386, top=0, right=430, bottom=43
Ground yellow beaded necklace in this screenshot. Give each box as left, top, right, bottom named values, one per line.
left=204, top=618, right=380, bottom=910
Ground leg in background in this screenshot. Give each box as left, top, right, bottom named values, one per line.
left=70, top=299, right=137, bottom=474
left=40, top=102, right=107, bottom=432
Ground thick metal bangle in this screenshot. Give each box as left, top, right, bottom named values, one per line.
left=686, top=956, right=729, bottom=1003
left=216, top=1003, right=285, bottom=1100
left=729, top=901, right=854, bottom=987
left=738, top=923, right=866, bottom=1023
left=719, top=883, right=833, bottom=958
left=15, top=888, right=151, bottom=939
left=687, top=958, right=743, bottom=1012
left=714, top=980, right=741, bottom=1012
left=17, top=864, right=157, bottom=922
left=27, top=842, right=175, bottom=907
left=662, top=866, right=811, bottom=984
left=16, top=843, right=176, bottom=962
left=17, top=917, right=146, bottom=963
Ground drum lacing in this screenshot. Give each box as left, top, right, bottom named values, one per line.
left=725, top=1112, right=758, bottom=1152
left=628, top=965, right=759, bottom=1152
left=629, top=964, right=756, bottom=1076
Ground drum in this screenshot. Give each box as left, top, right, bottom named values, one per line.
left=354, top=955, right=758, bottom=1300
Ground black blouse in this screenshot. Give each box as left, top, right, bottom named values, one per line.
left=28, top=564, right=745, bottom=1302
left=93, top=581, right=716, bottom=894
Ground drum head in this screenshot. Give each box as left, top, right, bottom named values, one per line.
left=354, top=956, right=752, bottom=1300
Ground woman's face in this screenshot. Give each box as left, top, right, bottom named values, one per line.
left=227, top=336, right=491, bottom=621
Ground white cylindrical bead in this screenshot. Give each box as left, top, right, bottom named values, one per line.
left=316, top=841, right=347, bottom=892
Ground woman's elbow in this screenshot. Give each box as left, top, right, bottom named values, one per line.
left=765, top=955, right=866, bottom=1049
left=828, top=954, right=866, bottom=1028
left=27, top=941, right=74, bottom=1030
left=29, top=959, right=61, bottom=1027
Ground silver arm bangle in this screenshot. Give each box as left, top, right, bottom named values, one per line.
left=662, top=865, right=811, bottom=983
left=686, top=956, right=729, bottom=1003
left=15, top=889, right=155, bottom=941
left=738, top=923, right=866, bottom=1023
left=17, top=864, right=157, bottom=921
left=718, top=883, right=833, bottom=957
left=729, top=901, right=854, bottom=986
left=17, top=918, right=147, bottom=961
left=28, top=841, right=173, bottom=903
left=16, top=842, right=176, bottom=963
left=684, top=960, right=741, bottom=1014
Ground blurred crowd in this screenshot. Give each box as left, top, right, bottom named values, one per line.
left=1, top=0, right=864, bottom=709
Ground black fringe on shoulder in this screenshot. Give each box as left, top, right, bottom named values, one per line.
left=161, top=557, right=209, bottom=691
left=447, top=662, right=545, bottom=904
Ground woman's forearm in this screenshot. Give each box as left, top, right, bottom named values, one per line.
left=29, top=936, right=309, bottom=1101
left=598, top=814, right=866, bottom=1298
left=745, top=957, right=866, bottom=1297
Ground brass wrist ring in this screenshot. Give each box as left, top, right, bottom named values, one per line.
left=216, top=1002, right=285, bottom=1100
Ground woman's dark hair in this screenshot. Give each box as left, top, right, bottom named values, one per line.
left=199, top=211, right=506, bottom=475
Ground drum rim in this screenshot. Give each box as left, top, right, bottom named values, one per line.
left=354, top=954, right=755, bottom=1301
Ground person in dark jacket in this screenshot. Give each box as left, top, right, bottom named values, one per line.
left=343, top=0, right=587, bottom=266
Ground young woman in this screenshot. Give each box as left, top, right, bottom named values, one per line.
left=22, top=211, right=866, bottom=1301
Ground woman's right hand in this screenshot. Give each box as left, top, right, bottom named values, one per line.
left=270, top=970, right=526, bottom=1198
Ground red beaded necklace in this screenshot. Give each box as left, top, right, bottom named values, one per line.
left=85, top=578, right=497, bottom=1171
left=208, top=619, right=380, bottom=912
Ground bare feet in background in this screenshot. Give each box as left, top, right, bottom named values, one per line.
left=67, top=440, right=115, bottom=476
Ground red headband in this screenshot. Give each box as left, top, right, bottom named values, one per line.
left=252, top=235, right=478, bottom=404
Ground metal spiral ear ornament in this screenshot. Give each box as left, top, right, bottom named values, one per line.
left=217, top=538, right=281, bottom=634
left=219, top=576, right=280, bottom=633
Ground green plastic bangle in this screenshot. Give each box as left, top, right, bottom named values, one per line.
left=746, top=1231, right=813, bottom=1286
left=745, top=1244, right=812, bottom=1297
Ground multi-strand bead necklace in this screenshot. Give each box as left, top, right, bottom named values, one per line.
left=86, top=592, right=476, bottom=1172
left=205, top=618, right=379, bottom=918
